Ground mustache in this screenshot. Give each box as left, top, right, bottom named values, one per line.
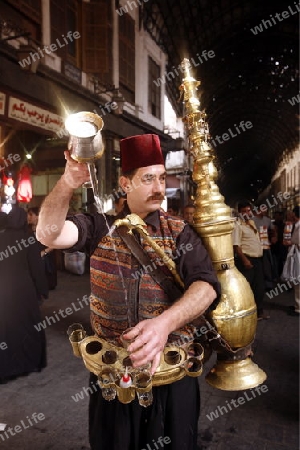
left=147, top=194, right=164, bottom=201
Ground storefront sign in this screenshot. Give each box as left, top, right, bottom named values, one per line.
left=64, top=61, right=82, bottom=85
left=0, top=92, right=6, bottom=115
left=8, top=97, right=64, bottom=133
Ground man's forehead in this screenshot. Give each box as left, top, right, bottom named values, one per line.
left=135, top=164, right=166, bottom=176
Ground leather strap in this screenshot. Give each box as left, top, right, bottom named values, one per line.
left=117, top=225, right=251, bottom=360
left=117, top=225, right=183, bottom=301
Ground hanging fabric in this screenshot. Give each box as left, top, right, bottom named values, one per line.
left=17, top=165, right=32, bottom=203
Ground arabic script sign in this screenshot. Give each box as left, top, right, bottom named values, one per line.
left=8, top=97, right=64, bottom=133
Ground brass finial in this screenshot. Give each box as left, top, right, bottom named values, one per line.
left=180, top=59, right=233, bottom=229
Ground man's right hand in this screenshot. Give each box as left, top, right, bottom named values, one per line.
left=62, top=150, right=90, bottom=189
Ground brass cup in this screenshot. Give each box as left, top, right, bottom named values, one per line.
left=183, top=357, right=203, bottom=377
left=67, top=323, right=86, bottom=357
left=164, top=346, right=182, bottom=365
left=122, top=356, right=133, bottom=367
left=102, top=350, right=118, bottom=364
left=185, top=342, right=204, bottom=360
left=85, top=340, right=103, bottom=355
left=134, top=368, right=153, bottom=407
left=98, top=367, right=117, bottom=401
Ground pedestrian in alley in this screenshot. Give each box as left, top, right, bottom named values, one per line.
left=285, top=205, right=300, bottom=317
left=232, top=200, right=270, bottom=320
left=0, top=205, right=47, bottom=383
left=253, top=208, right=277, bottom=290
left=183, top=203, right=196, bottom=225
left=271, top=211, right=287, bottom=279
left=36, top=133, right=220, bottom=450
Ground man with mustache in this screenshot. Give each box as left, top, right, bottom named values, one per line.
left=37, top=134, right=220, bottom=450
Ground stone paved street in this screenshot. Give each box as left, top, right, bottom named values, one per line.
left=1, top=270, right=299, bottom=450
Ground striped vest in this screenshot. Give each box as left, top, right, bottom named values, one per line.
left=90, top=210, right=197, bottom=345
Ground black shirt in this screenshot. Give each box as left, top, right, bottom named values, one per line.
left=66, top=206, right=221, bottom=302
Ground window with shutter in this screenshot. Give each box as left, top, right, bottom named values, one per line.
left=119, top=14, right=135, bottom=104
left=82, top=0, right=113, bottom=85
left=50, top=0, right=66, bottom=58
left=148, top=56, right=161, bottom=119
left=50, top=0, right=79, bottom=65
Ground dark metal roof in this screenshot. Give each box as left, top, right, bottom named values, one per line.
left=143, top=0, right=299, bottom=205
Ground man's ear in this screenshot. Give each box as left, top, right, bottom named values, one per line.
left=119, top=176, right=132, bottom=193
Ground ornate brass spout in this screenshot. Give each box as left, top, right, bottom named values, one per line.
left=180, top=58, right=266, bottom=390
left=114, top=214, right=184, bottom=289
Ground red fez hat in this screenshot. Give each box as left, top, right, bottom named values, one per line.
left=120, top=134, right=164, bottom=173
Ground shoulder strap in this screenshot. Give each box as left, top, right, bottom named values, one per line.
left=117, top=227, right=241, bottom=357
left=117, top=225, right=183, bottom=301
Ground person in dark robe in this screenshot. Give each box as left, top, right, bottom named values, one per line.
left=0, top=206, right=48, bottom=382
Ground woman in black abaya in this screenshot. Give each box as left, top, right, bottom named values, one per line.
left=0, top=206, right=48, bottom=382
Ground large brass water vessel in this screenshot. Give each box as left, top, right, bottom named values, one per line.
left=179, top=58, right=266, bottom=390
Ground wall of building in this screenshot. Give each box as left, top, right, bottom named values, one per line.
left=257, top=145, right=300, bottom=215
left=0, top=0, right=176, bottom=211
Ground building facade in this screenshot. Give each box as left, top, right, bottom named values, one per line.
left=256, top=145, right=300, bottom=216
left=0, top=0, right=182, bottom=212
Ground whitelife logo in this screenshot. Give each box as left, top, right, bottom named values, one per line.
left=266, top=275, right=300, bottom=300
left=131, top=243, right=194, bottom=279
left=18, top=31, right=81, bottom=69
left=0, top=235, right=37, bottom=261
left=210, top=121, right=253, bottom=148
left=116, top=0, right=149, bottom=16
left=288, top=92, right=300, bottom=106
left=0, top=412, right=45, bottom=442
left=34, top=295, right=90, bottom=332
left=0, top=153, right=21, bottom=172
left=206, top=385, right=269, bottom=421
left=250, top=2, right=300, bottom=35
left=153, top=50, right=215, bottom=87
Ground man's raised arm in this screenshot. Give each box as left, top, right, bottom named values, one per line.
left=36, top=151, right=90, bottom=249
